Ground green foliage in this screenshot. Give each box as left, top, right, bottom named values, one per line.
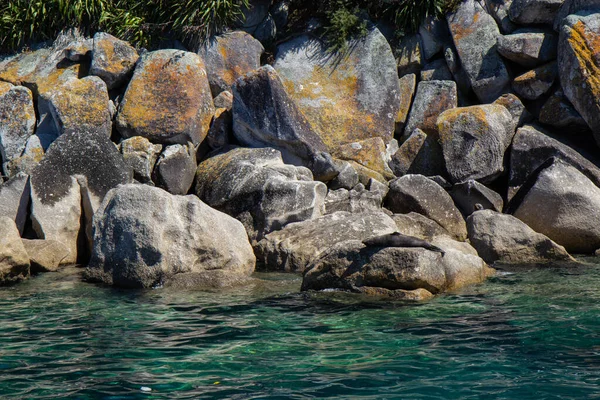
left=322, top=4, right=368, bottom=52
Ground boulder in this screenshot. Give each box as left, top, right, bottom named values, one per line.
left=0, top=217, right=30, bottom=285
left=0, top=83, right=35, bottom=174
left=195, top=147, right=326, bottom=242
left=558, top=12, right=600, bottom=145
left=437, top=104, right=516, bottom=183
left=324, top=185, right=384, bottom=215
left=118, top=136, right=162, bottom=184
left=512, top=62, right=557, bottom=100
left=335, top=138, right=394, bottom=179
left=198, top=31, right=264, bottom=96
left=385, top=174, right=468, bottom=240
left=395, top=34, right=424, bottom=76
left=206, top=108, right=233, bottom=149
left=404, top=80, right=458, bottom=138
left=213, top=90, right=234, bottom=110
left=483, top=0, right=518, bottom=33
left=389, top=128, right=447, bottom=177
left=22, top=239, right=71, bottom=272
left=497, top=29, right=558, bottom=67
left=30, top=130, right=133, bottom=263
left=328, top=161, right=359, bottom=190
left=508, top=124, right=600, bottom=199
left=0, top=173, right=30, bottom=235
left=395, top=73, right=417, bottom=136
left=273, top=28, right=400, bottom=166
left=467, top=209, right=574, bottom=264
left=3, top=136, right=44, bottom=178
left=85, top=184, right=255, bottom=288
left=420, top=59, right=453, bottom=81
left=539, top=89, right=589, bottom=130
left=512, top=159, right=600, bottom=253
left=509, top=0, right=564, bottom=24
left=447, top=0, right=510, bottom=102
left=232, top=65, right=337, bottom=181
left=153, top=143, right=197, bottom=195
left=116, top=50, right=215, bottom=146
left=555, top=0, right=600, bottom=30
left=450, top=180, right=504, bottom=216
left=419, top=16, right=451, bottom=60
left=493, top=93, right=533, bottom=128
left=255, top=211, right=397, bottom=272
left=90, top=32, right=139, bottom=90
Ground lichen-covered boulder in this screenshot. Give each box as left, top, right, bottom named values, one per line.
left=447, top=0, right=510, bottom=102
left=509, top=0, right=563, bottom=24
left=497, top=29, right=558, bottom=67
left=335, top=138, right=394, bottom=179
left=0, top=217, right=30, bottom=285
left=22, top=239, right=71, bottom=272
left=116, top=50, right=215, bottom=145
left=0, top=82, right=35, bottom=174
left=512, top=62, right=557, bottom=100
left=467, top=209, right=574, bottom=264
left=493, top=93, right=533, bottom=128
left=0, top=173, right=30, bottom=235
left=273, top=28, right=400, bottom=169
left=437, top=104, right=516, bottom=183
left=404, top=80, right=457, bottom=138
left=153, top=143, right=197, bottom=195
left=395, top=73, right=417, bottom=135
left=558, top=12, right=600, bottom=145
left=85, top=184, right=255, bottom=288
left=118, top=136, right=162, bottom=184
left=195, top=147, right=327, bottom=242
left=90, top=32, right=139, bottom=90
left=198, top=31, right=264, bottom=96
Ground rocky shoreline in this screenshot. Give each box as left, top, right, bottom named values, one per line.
left=0, top=0, right=598, bottom=299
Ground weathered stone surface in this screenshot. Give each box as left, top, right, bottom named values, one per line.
left=420, top=59, right=453, bottom=81
left=4, top=135, right=45, bottom=178
left=555, top=0, right=600, bottom=30
left=512, top=62, right=557, bottom=100
left=484, top=0, right=518, bottom=33
left=232, top=66, right=337, bottom=181
left=213, top=90, right=233, bottom=110
left=385, top=174, right=468, bottom=241
left=395, top=73, right=416, bottom=136
left=389, top=128, right=446, bottom=177
left=447, top=0, right=511, bottom=102
left=392, top=212, right=450, bottom=240
left=195, top=147, right=326, bottom=242
left=336, top=138, right=394, bottom=179
left=497, top=29, right=558, bottom=67
left=395, top=34, right=424, bottom=76
left=273, top=28, right=400, bottom=164
left=324, top=185, right=383, bottom=215
left=404, top=80, right=458, bottom=138
left=85, top=184, right=255, bottom=288
left=0, top=217, right=30, bottom=285
left=353, top=286, right=434, bottom=300
left=558, top=12, right=600, bottom=145
left=90, top=32, right=139, bottom=90
left=493, top=93, right=533, bottom=128
left=206, top=107, right=233, bottom=149
left=450, top=180, right=504, bottom=216
left=0, top=83, right=35, bottom=173
left=328, top=160, right=359, bottom=190
left=539, top=89, right=589, bottom=130
left=467, top=210, right=573, bottom=264
left=419, top=16, right=450, bottom=60
left=153, top=143, right=197, bottom=195
left=0, top=173, right=30, bottom=235
left=118, top=136, right=162, bottom=184
left=116, top=50, right=215, bottom=145
left=509, top=0, right=564, bottom=24
left=198, top=31, right=264, bottom=96
left=256, top=211, right=397, bottom=272
left=512, top=159, right=600, bottom=253
left=31, top=130, right=133, bottom=263
left=508, top=124, right=600, bottom=199
left=22, top=239, right=70, bottom=272
left=437, top=104, right=516, bottom=183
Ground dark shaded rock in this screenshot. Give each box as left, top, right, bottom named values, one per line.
left=512, top=61, right=557, bottom=100
left=0, top=173, right=30, bottom=235
left=450, top=180, right=504, bottom=216
left=0, top=217, right=30, bottom=285
left=153, top=143, right=197, bottom=195
left=328, top=160, right=359, bottom=191
left=404, top=80, right=458, bottom=138
left=390, top=128, right=446, bottom=177
left=539, top=89, right=589, bottom=131
left=118, top=136, right=162, bottom=184
left=509, top=0, right=564, bottom=24
left=483, top=0, right=518, bottom=33
left=493, top=93, right=533, bottom=128
left=395, top=73, right=416, bottom=136
left=420, top=59, right=453, bottom=81
left=419, top=16, right=451, bottom=60
left=90, top=32, right=139, bottom=90
left=22, top=239, right=70, bottom=272
left=554, top=0, right=600, bottom=30
left=497, top=29, right=558, bottom=67
left=271, top=1, right=290, bottom=31
left=206, top=108, right=233, bottom=149
left=395, top=34, right=424, bottom=76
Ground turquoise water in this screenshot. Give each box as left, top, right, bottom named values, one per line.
left=1, top=262, right=600, bottom=399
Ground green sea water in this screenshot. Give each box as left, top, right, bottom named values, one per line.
left=1, top=261, right=600, bottom=399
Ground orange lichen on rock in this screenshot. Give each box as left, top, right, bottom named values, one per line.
left=567, top=20, right=600, bottom=98
left=335, top=138, right=394, bottom=179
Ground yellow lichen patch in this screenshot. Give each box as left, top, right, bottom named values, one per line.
left=0, top=81, right=13, bottom=96
left=567, top=20, right=600, bottom=98
left=335, top=137, right=393, bottom=178
left=347, top=160, right=388, bottom=185
left=437, top=105, right=490, bottom=144
left=396, top=75, right=415, bottom=126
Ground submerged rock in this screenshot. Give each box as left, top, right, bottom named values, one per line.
left=0, top=217, right=30, bottom=285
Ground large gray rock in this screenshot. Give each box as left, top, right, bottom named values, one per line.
left=0, top=173, right=30, bottom=235
left=0, top=217, right=30, bottom=285
left=508, top=124, right=600, bottom=199
left=153, top=143, right=197, bottom=195
left=90, top=32, right=139, bottom=90
left=116, top=50, right=215, bottom=146
left=255, top=211, right=397, bottom=272
left=450, top=180, right=504, bottom=216
left=447, top=0, right=510, bottom=102
left=389, top=128, right=447, bottom=177
left=512, top=159, right=600, bottom=253
left=118, top=137, right=162, bottom=184
left=31, top=130, right=133, bottom=264
left=512, top=62, right=557, bottom=100
left=0, top=83, right=35, bottom=174
left=324, top=186, right=383, bottom=215
left=232, top=65, right=337, bottom=181
left=497, top=29, right=558, bottom=67
left=484, top=0, right=518, bottom=33
left=85, top=184, right=255, bottom=288
left=385, top=174, right=468, bottom=241
left=22, top=239, right=71, bottom=272
left=198, top=31, right=264, bottom=96
left=558, top=12, right=600, bottom=145
left=195, top=147, right=327, bottom=242
left=467, top=210, right=574, bottom=264
left=437, top=104, right=516, bottom=183
left=555, top=0, right=600, bottom=30
left=509, top=0, right=564, bottom=24
left=404, top=80, right=458, bottom=138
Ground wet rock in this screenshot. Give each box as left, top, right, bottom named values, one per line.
left=497, top=29, right=558, bottom=67
left=512, top=62, right=557, bottom=100
left=467, top=209, right=574, bottom=264
left=118, top=137, right=162, bottom=184
left=420, top=59, right=453, bottom=81
left=437, top=104, right=516, bottom=183
left=447, top=0, right=510, bottom=102
left=389, top=128, right=446, bottom=177
left=0, top=173, right=30, bottom=235
left=404, top=80, right=458, bottom=138
left=0, top=83, right=35, bottom=174
left=22, top=239, right=70, bottom=272
left=509, top=0, right=564, bottom=24
left=198, top=31, right=264, bottom=96
left=116, top=50, right=215, bottom=146
left=450, top=180, right=504, bottom=216
left=153, top=143, right=197, bottom=195
left=395, top=34, right=424, bottom=76
left=256, top=211, right=397, bottom=272
left=85, top=184, right=255, bottom=288
left=90, top=32, right=139, bottom=90
left=0, top=217, right=30, bottom=285
left=395, top=73, right=417, bottom=136
left=385, top=174, right=468, bottom=241
left=539, top=89, right=589, bottom=130
left=195, top=147, right=326, bottom=242
left=324, top=185, right=383, bottom=215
